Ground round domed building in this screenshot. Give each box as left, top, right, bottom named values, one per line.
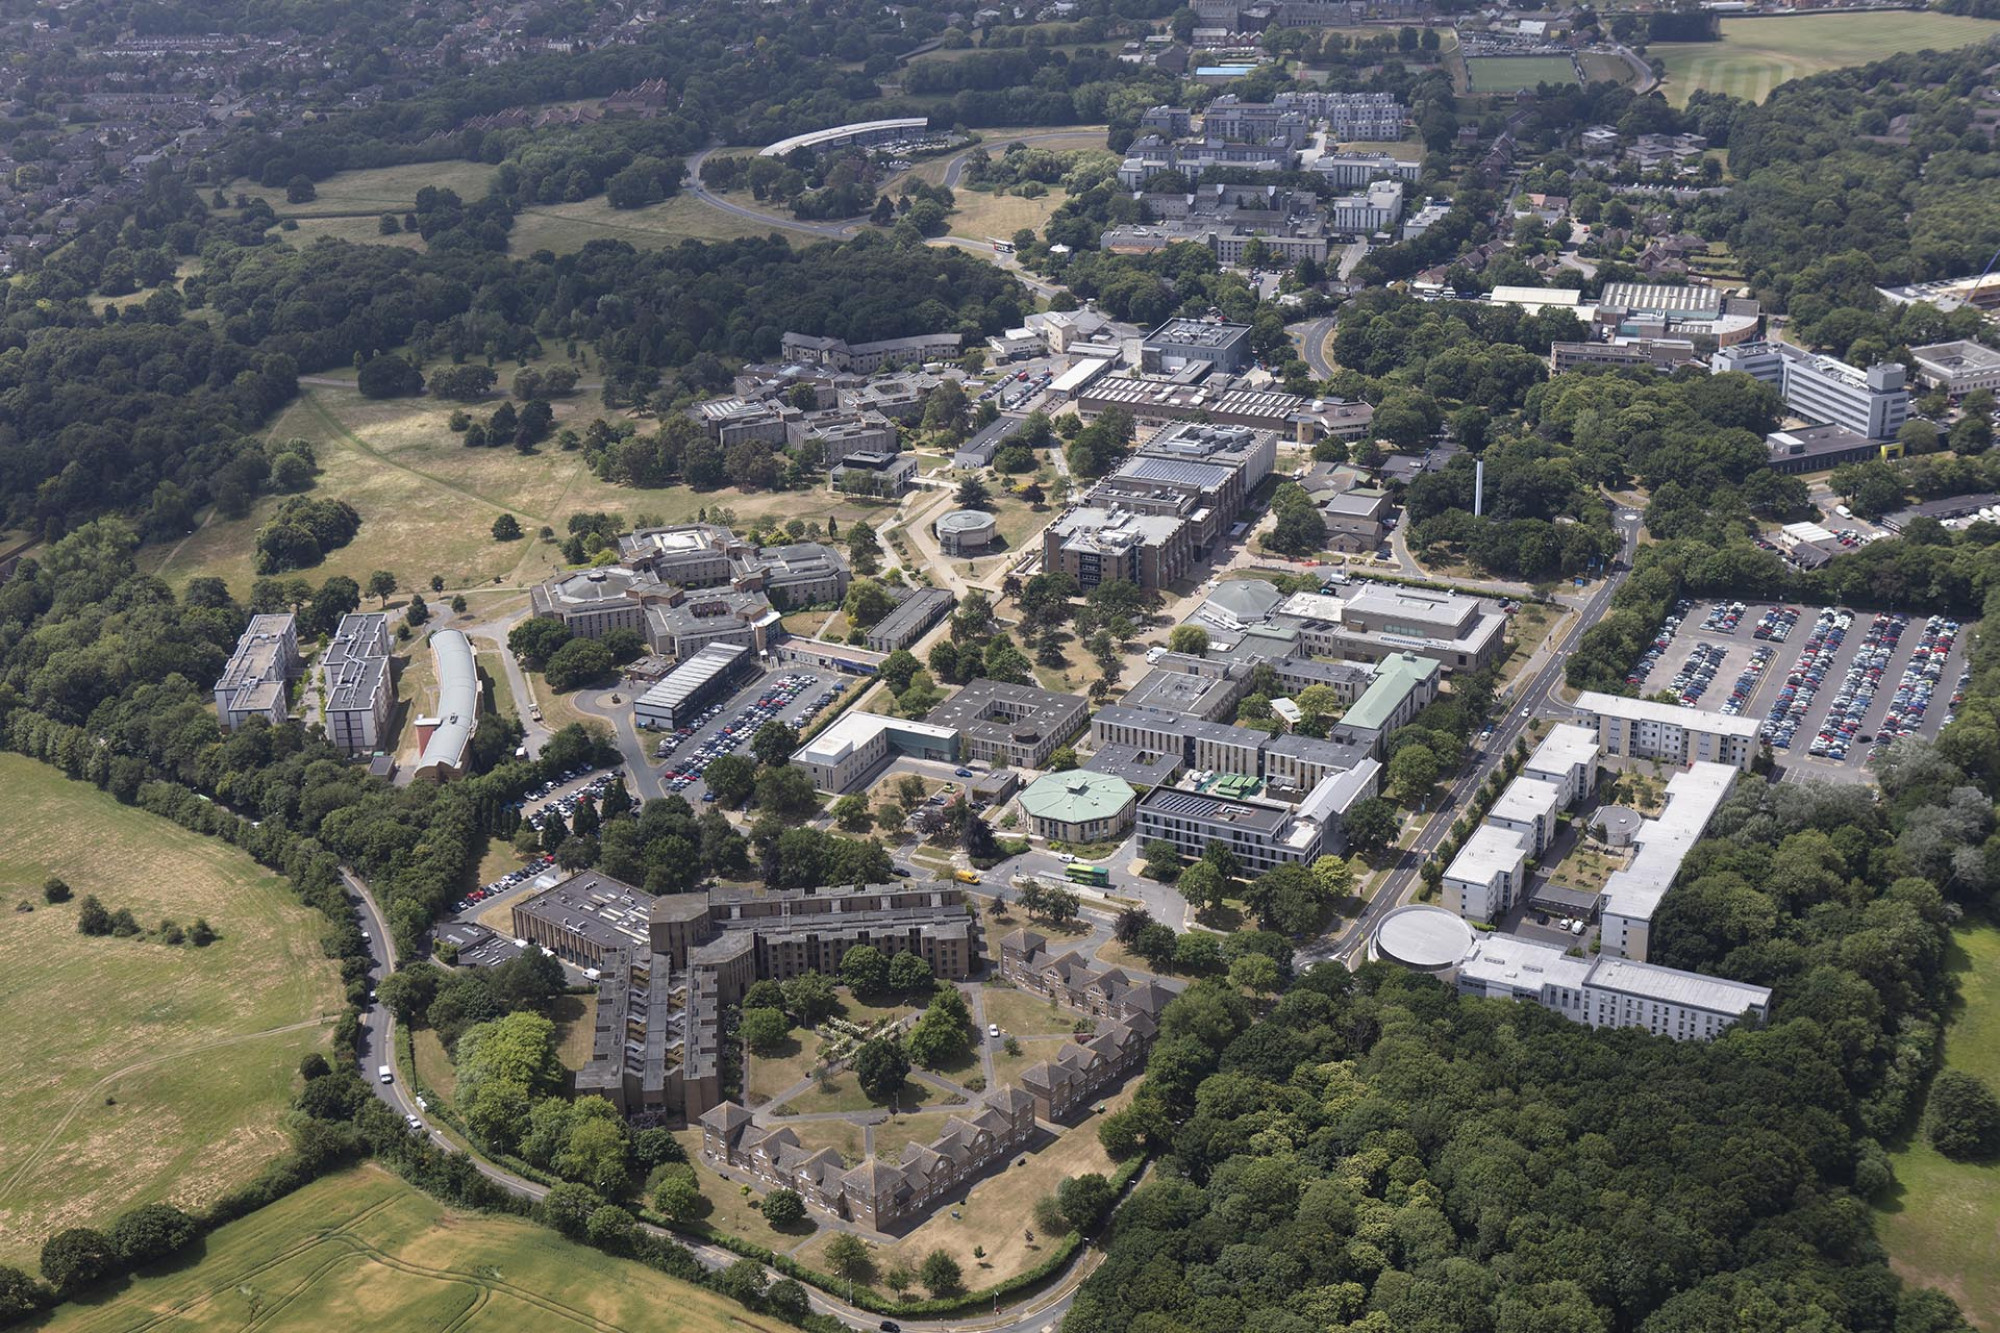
left=1369, top=904, right=1477, bottom=975
left=936, top=509, right=998, bottom=556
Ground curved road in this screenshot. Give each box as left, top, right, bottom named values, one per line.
left=1304, top=506, right=1644, bottom=970
left=344, top=871, right=1101, bottom=1333
left=1293, top=314, right=1338, bottom=379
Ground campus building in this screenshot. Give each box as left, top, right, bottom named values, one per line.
left=1140, top=317, right=1254, bottom=374
left=214, top=613, right=299, bottom=731
left=320, top=612, right=394, bottom=755
left=515, top=873, right=981, bottom=1124
left=1911, top=340, right=2000, bottom=396
left=1574, top=690, right=1759, bottom=770
left=1443, top=724, right=1601, bottom=923
left=924, top=679, right=1089, bottom=769
left=1712, top=340, right=1909, bottom=441
left=1765, top=424, right=1901, bottom=476
left=792, top=711, right=960, bottom=793
left=633, top=643, right=755, bottom=731
left=864, top=587, right=957, bottom=654
left=1018, top=769, right=1138, bottom=843
left=1371, top=903, right=1772, bottom=1040
left=1269, top=584, right=1509, bottom=673
left=1132, top=767, right=1375, bottom=870
left=1599, top=762, right=1738, bottom=963
left=411, top=629, right=479, bottom=782
left=779, top=330, right=963, bottom=373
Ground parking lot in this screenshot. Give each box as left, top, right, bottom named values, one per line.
left=976, top=360, right=1054, bottom=413
left=648, top=667, right=853, bottom=802
left=1632, top=597, right=1972, bottom=779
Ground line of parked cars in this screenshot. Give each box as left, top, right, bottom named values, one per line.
left=1668, top=641, right=1727, bottom=705
left=1873, top=615, right=1959, bottom=753
left=454, top=852, right=558, bottom=912
left=526, top=769, right=625, bottom=832
left=1752, top=606, right=1800, bottom=643
left=1808, top=612, right=1906, bottom=760
left=1625, top=598, right=1694, bottom=688
left=1942, top=668, right=1973, bottom=729
left=659, top=674, right=849, bottom=797
left=1719, top=645, right=1775, bottom=717
left=1761, top=608, right=1852, bottom=750
left=1701, top=600, right=1746, bottom=634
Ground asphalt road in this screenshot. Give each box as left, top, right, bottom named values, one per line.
left=1294, top=314, right=1338, bottom=378
left=1308, top=507, right=1644, bottom=969
left=346, top=868, right=1102, bottom=1333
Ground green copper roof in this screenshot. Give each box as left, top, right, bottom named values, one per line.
left=1019, top=769, right=1136, bottom=823
left=1343, top=651, right=1440, bottom=732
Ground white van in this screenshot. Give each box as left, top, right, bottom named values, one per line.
left=378, top=1065, right=394, bottom=1084
left=1834, top=504, right=1853, bottom=519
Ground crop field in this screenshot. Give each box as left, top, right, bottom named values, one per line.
left=37, top=1166, right=761, bottom=1333
left=0, top=755, right=341, bottom=1266
left=1463, top=54, right=1578, bottom=92
left=1877, top=922, right=2000, bottom=1330
left=1654, top=13, right=2000, bottom=105
left=141, top=382, right=897, bottom=599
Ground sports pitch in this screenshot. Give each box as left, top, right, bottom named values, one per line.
left=1464, top=54, right=1579, bottom=92
left=1654, top=12, right=2000, bottom=105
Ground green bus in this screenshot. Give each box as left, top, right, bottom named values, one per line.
left=1065, top=863, right=1110, bottom=887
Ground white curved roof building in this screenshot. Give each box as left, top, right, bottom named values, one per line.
left=760, top=118, right=931, bottom=158
left=413, top=629, right=480, bottom=782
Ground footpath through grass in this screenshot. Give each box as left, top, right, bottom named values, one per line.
left=37, top=1165, right=759, bottom=1333
left=1876, top=921, right=2000, bottom=1329
left=0, top=755, right=342, bottom=1266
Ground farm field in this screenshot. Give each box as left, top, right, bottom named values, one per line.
left=140, top=381, right=899, bottom=599
left=1653, top=12, right=2000, bottom=105
left=36, top=1165, right=758, bottom=1333
left=0, top=755, right=341, bottom=1267
left=1463, top=54, right=1578, bottom=92
left=1876, top=921, right=2000, bottom=1331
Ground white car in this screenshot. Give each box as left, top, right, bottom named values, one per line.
left=989, top=1024, right=1001, bottom=1039
left=1054, top=852, right=1074, bottom=863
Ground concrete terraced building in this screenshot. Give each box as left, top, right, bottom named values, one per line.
left=516, top=874, right=979, bottom=1124
left=320, top=612, right=394, bottom=755
left=214, top=613, right=299, bottom=731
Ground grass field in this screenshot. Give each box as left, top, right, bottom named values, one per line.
left=0, top=755, right=341, bottom=1266
left=1877, top=922, right=2000, bottom=1330
left=1464, top=54, right=1578, bottom=92
left=1654, top=13, right=2000, bottom=105
left=511, top=192, right=814, bottom=256
left=240, top=161, right=501, bottom=218
left=141, top=383, right=900, bottom=599
left=37, top=1165, right=760, bottom=1333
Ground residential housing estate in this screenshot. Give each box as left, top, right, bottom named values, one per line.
left=214, top=613, right=300, bottom=732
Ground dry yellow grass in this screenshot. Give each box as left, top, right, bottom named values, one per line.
left=0, top=755, right=342, bottom=1265
left=238, top=161, right=501, bottom=218
left=38, top=1164, right=762, bottom=1333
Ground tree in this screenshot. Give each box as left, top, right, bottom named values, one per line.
left=842, top=944, right=890, bottom=995
left=42, top=876, right=70, bottom=904
left=781, top=971, right=839, bottom=1024
left=1047, top=745, right=1078, bottom=772
left=956, top=475, right=993, bottom=509
left=1389, top=745, right=1441, bottom=805
left=39, top=1229, right=115, bottom=1297
left=286, top=174, right=317, bottom=203
left=1032, top=1194, right=1070, bottom=1236
left=1143, top=838, right=1184, bottom=881
left=1268, top=503, right=1326, bottom=557
left=854, top=1036, right=910, bottom=1103
left=652, top=1165, right=707, bottom=1222
left=919, top=1249, right=963, bottom=1297
left=703, top=754, right=756, bottom=806
left=833, top=793, right=873, bottom=831
left=108, top=1203, right=197, bottom=1264
left=0, top=1266, right=54, bottom=1320
left=906, top=987, right=972, bottom=1068
left=492, top=513, right=523, bottom=541
left=76, top=894, right=111, bottom=935
left=356, top=354, right=423, bottom=399
left=847, top=521, right=882, bottom=575
left=1057, top=1173, right=1116, bottom=1232
left=1176, top=860, right=1225, bottom=918
left=366, top=569, right=398, bottom=606
left=1230, top=952, right=1280, bottom=995
left=539, top=1182, right=604, bottom=1239
left=586, top=1205, right=638, bottom=1253
left=844, top=579, right=896, bottom=629
left=509, top=616, right=573, bottom=667
left=755, top=764, right=818, bottom=819
left=881, top=648, right=922, bottom=694
left=752, top=720, right=799, bottom=768
left=762, top=1188, right=807, bottom=1227
left=1167, top=625, right=1209, bottom=656
left=741, top=1006, right=791, bottom=1054
left=826, top=1233, right=875, bottom=1285
left=888, top=950, right=935, bottom=992
left=1310, top=854, right=1356, bottom=904
left=1344, top=797, right=1400, bottom=852
left=544, top=638, right=614, bottom=692
left=1927, top=1070, right=2000, bottom=1160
